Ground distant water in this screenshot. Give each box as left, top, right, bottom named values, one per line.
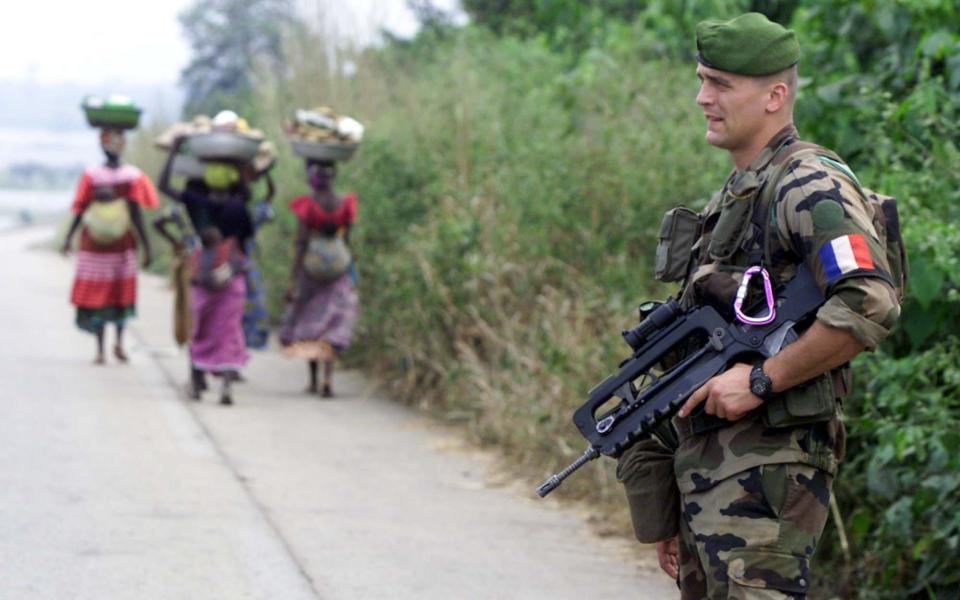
left=0, top=129, right=100, bottom=169
left=0, top=187, right=71, bottom=231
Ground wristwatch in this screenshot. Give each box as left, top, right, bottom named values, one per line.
left=749, top=361, right=776, bottom=400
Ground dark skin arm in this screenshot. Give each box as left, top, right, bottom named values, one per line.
left=61, top=212, right=84, bottom=255
left=158, top=137, right=188, bottom=201
left=128, top=201, right=152, bottom=268
left=152, top=214, right=184, bottom=253
left=261, top=171, right=275, bottom=204
left=286, top=220, right=309, bottom=301
left=678, top=320, right=865, bottom=420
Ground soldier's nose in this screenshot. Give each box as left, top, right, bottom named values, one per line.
left=696, top=86, right=712, bottom=107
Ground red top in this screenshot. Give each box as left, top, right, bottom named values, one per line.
left=71, top=165, right=160, bottom=214
left=289, top=193, right=357, bottom=230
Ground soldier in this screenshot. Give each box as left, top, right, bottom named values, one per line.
left=625, top=13, right=901, bottom=599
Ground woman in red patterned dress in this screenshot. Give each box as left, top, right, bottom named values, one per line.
left=278, top=160, right=359, bottom=397
left=61, top=129, right=157, bottom=364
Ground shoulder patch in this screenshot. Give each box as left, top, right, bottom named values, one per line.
left=811, top=200, right=844, bottom=232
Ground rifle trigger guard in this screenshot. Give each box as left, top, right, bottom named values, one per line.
left=734, top=266, right=776, bottom=325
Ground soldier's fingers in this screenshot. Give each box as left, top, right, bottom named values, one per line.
left=656, top=541, right=679, bottom=578
left=659, top=555, right=678, bottom=579
left=714, top=400, right=727, bottom=420
left=705, top=393, right=718, bottom=416
left=679, top=382, right=709, bottom=417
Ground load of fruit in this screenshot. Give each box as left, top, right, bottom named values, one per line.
left=285, top=106, right=364, bottom=162
left=155, top=112, right=276, bottom=179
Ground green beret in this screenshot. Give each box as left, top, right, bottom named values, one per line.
left=696, top=13, right=799, bottom=76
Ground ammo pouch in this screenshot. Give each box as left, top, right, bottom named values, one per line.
left=763, top=372, right=838, bottom=428
left=616, top=431, right=680, bottom=543
left=707, top=171, right=761, bottom=261
left=655, top=207, right=700, bottom=282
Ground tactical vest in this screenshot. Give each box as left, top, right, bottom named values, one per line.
left=656, top=138, right=906, bottom=429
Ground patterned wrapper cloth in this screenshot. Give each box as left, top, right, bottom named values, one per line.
left=278, top=271, right=358, bottom=358
left=189, top=275, right=250, bottom=373
left=71, top=229, right=138, bottom=333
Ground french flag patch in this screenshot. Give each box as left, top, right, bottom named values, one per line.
left=818, top=234, right=875, bottom=283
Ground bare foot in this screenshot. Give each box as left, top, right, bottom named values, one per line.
left=114, top=345, right=128, bottom=363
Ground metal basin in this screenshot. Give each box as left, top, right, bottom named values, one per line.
left=188, top=132, right=260, bottom=162
left=289, top=138, right=358, bottom=162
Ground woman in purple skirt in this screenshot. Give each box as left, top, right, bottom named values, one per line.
left=159, top=136, right=253, bottom=405
left=279, top=160, right=359, bottom=397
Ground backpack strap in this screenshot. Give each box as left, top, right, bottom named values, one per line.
left=751, top=140, right=837, bottom=269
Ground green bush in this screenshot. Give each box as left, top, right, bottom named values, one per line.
left=829, top=342, right=960, bottom=598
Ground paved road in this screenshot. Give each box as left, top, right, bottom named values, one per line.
left=0, top=225, right=677, bottom=599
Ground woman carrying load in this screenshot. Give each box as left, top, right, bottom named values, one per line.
left=278, top=159, right=359, bottom=397
left=158, top=133, right=262, bottom=405
left=61, top=128, right=156, bottom=364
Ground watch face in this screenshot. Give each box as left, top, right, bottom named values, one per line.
left=751, top=379, right=765, bottom=395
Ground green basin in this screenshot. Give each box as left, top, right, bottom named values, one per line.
left=82, top=95, right=142, bottom=130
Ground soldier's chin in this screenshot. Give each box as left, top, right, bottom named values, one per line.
left=705, top=130, right=727, bottom=148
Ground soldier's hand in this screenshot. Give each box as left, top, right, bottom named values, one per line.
left=678, top=363, right=761, bottom=421
left=656, top=536, right=679, bottom=579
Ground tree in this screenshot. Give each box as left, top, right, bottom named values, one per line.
left=179, top=0, right=294, bottom=116
left=459, top=0, right=799, bottom=53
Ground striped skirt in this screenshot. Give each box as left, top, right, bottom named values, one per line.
left=70, top=228, right=138, bottom=334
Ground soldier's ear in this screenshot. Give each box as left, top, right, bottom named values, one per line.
left=765, top=81, right=789, bottom=114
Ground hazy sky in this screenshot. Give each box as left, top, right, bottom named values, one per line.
left=0, top=0, right=463, bottom=86
left=0, top=0, right=464, bottom=164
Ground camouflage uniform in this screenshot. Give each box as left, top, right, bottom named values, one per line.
left=671, top=124, right=900, bottom=598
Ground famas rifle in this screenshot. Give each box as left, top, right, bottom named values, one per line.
left=536, top=265, right=824, bottom=497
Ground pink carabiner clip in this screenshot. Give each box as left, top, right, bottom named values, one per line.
left=734, top=266, right=776, bottom=325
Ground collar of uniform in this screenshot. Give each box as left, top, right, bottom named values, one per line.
left=744, top=123, right=798, bottom=175
left=722, top=124, right=798, bottom=196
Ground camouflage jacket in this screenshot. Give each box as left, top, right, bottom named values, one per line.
left=673, top=124, right=900, bottom=494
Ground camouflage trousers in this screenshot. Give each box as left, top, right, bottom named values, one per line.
left=677, top=463, right=833, bottom=599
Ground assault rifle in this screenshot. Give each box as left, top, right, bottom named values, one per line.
left=536, top=265, right=824, bottom=497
